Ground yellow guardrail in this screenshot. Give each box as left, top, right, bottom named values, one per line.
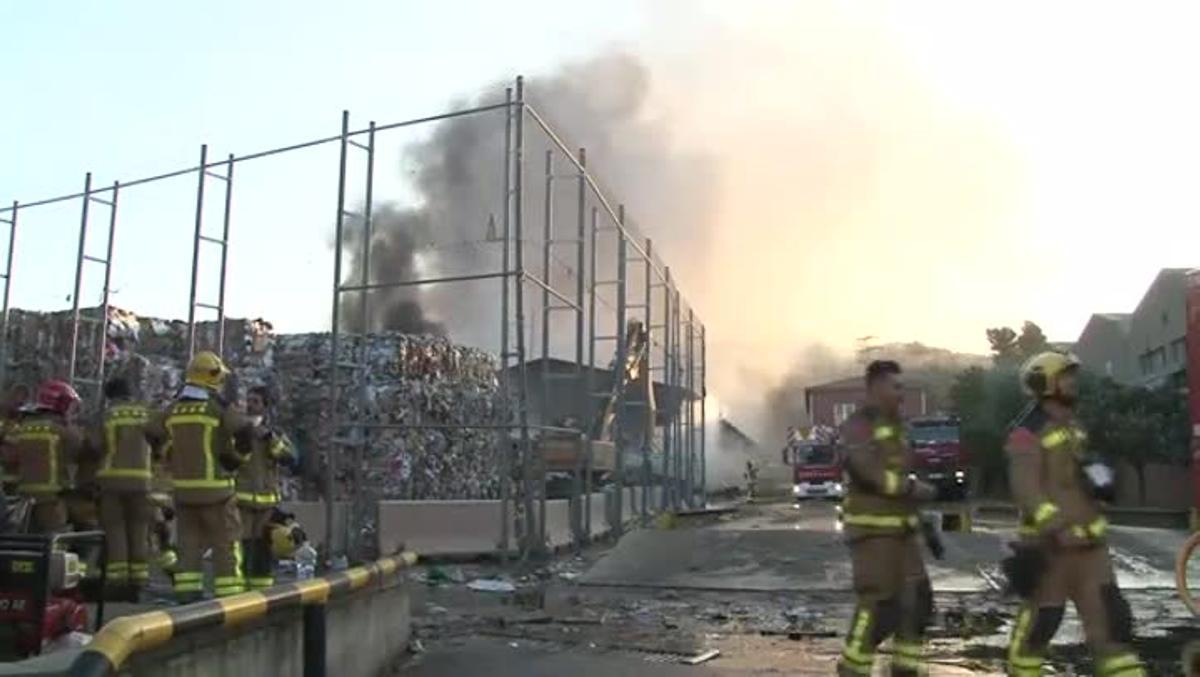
left=67, top=551, right=418, bottom=677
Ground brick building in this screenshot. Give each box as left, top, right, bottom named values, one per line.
left=803, top=376, right=930, bottom=427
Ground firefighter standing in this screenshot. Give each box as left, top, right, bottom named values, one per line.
left=12, top=381, right=85, bottom=534
left=236, top=385, right=294, bottom=591
left=151, top=352, right=255, bottom=601
left=94, top=376, right=162, bottom=596
left=837, top=360, right=937, bottom=677
left=1004, top=352, right=1145, bottom=676
left=0, top=384, right=31, bottom=493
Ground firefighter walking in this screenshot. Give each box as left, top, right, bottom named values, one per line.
left=837, top=360, right=937, bottom=677
left=152, top=351, right=256, bottom=601
left=1004, top=352, right=1144, bottom=676
left=94, top=376, right=162, bottom=596
left=236, top=385, right=294, bottom=591
left=12, top=381, right=86, bottom=534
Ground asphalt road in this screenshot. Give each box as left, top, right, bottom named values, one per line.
left=399, top=501, right=1200, bottom=676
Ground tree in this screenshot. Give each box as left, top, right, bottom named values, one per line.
left=987, top=321, right=1052, bottom=367
left=1016, top=321, right=1050, bottom=360
left=986, top=327, right=1019, bottom=365
left=1076, top=373, right=1189, bottom=504
left=949, top=365, right=1025, bottom=496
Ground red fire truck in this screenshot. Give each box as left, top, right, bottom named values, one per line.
left=908, top=415, right=969, bottom=501
left=785, top=435, right=844, bottom=501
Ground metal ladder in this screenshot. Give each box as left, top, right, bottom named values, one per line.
left=328, top=111, right=376, bottom=562
left=186, top=144, right=234, bottom=360
left=67, top=173, right=119, bottom=406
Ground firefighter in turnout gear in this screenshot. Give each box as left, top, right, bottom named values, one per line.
left=93, top=376, right=163, bottom=596
left=236, top=386, right=295, bottom=591
left=837, top=361, right=938, bottom=677
left=150, top=351, right=256, bottom=601
left=0, top=384, right=32, bottom=493
left=1004, top=352, right=1145, bottom=676
left=12, top=381, right=86, bottom=534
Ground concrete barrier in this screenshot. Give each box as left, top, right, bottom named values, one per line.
left=280, top=501, right=350, bottom=554
left=377, top=501, right=510, bottom=557
left=374, top=487, right=670, bottom=558
left=65, top=553, right=416, bottom=677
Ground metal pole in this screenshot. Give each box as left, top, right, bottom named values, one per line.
left=498, top=89, right=512, bottom=560
left=513, top=76, right=536, bottom=557
left=68, top=172, right=92, bottom=384
left=572, top=147, right=587, bottom=547
left=686, top=307, right=696, bottom=507
left=326, top=111, right=350, bottom=563
left=613, top=205, right=627, bottom=537
left=215, top=156, right=234, bottom=356
left=0, top=201, right=16, bottom=389
left=672, top=284, right=681, bottom=508
left=642, top=239, right=652, bottom=521
left=700, top=324, right=707, bottom=506
left=186, top=145, right=207, bottom=360
left=585, top=204, right=597, bottom=540
left=359, top=122, right=376, bottom=331
left=95, top=182, right=119, bottom=404
left=537, top=148, right=553, bottom=554
left=662, top=267, right=673, bottom=510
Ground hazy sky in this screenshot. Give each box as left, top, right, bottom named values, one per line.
left=6, top=1, right=1200, bottom=422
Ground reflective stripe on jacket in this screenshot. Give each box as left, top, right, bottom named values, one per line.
left=13, top=416, right=82, bottom=499
left=157, top=397, right=251, bottom=505
left=237, top=430, right=293, bottom=508
left=96, top=402, right=156, bottom=493
left=839, top=407, right=918, bottom=536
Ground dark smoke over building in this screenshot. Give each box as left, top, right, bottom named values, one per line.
left=337, top=51, right=717, bottom=354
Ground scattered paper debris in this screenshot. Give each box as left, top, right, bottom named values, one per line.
left=468, top=578, right=517, bottom=593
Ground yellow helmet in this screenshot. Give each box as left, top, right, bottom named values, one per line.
left=1019, top=351, right=1081, bottom=398
left=270, top=522, right=302, bottom=559
left=186, top=351, right=230, bottom=390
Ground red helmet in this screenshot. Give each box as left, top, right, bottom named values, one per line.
left=36, top=380, right=81, bottom=415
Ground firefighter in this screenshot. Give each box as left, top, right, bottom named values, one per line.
left=151, top=351, right=256, bottom=601
left=1004, top=352, right=1145, bottom=676
left=12, top=381, right=85, bottom=534
left=0, top=384, right=31, bottom=493
left=837, top=360, right=937, bottom=677
left=93, top=376, right=162, bottom=596
left=236, top=385, right=295, bottom=591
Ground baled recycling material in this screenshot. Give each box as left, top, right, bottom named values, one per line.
left=2, top=307, right=508, bottom=503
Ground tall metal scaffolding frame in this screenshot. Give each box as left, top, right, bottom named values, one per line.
left=0, top=74, right=709, bottom=564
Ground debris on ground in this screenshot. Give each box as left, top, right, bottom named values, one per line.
left=682, top=649, right=720, bottom=665
left=468, top=578, right=517, bottom=593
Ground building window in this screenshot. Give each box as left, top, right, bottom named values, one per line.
left=1173, top=338, right=1187, bottom=364
left=1140, top=352, right=1152, bottom=375
left=1153, top=347, right=1167, bottom=371
left=833, top=402, right=857, bottom=425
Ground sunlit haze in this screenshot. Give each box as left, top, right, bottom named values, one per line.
left=4, top=1, right=1199, bottom=433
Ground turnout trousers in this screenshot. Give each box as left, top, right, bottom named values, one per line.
left=838, top=532, right=933, bottom=676
left=174, top=495, right=243, bottom=600
left=99, top=491, right=153, bottom=588
left=1007, top=544, right=1144, bottom=676
left=239, top=505, right=275, bottom=591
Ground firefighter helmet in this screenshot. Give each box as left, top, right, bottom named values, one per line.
left=1019, top=351, right=1081, bottom=398
left=185, top=351, right=230, bottom=390
left=270, top=522, right=303, bottom=560
left=35, top=380, right=81, bottom=415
